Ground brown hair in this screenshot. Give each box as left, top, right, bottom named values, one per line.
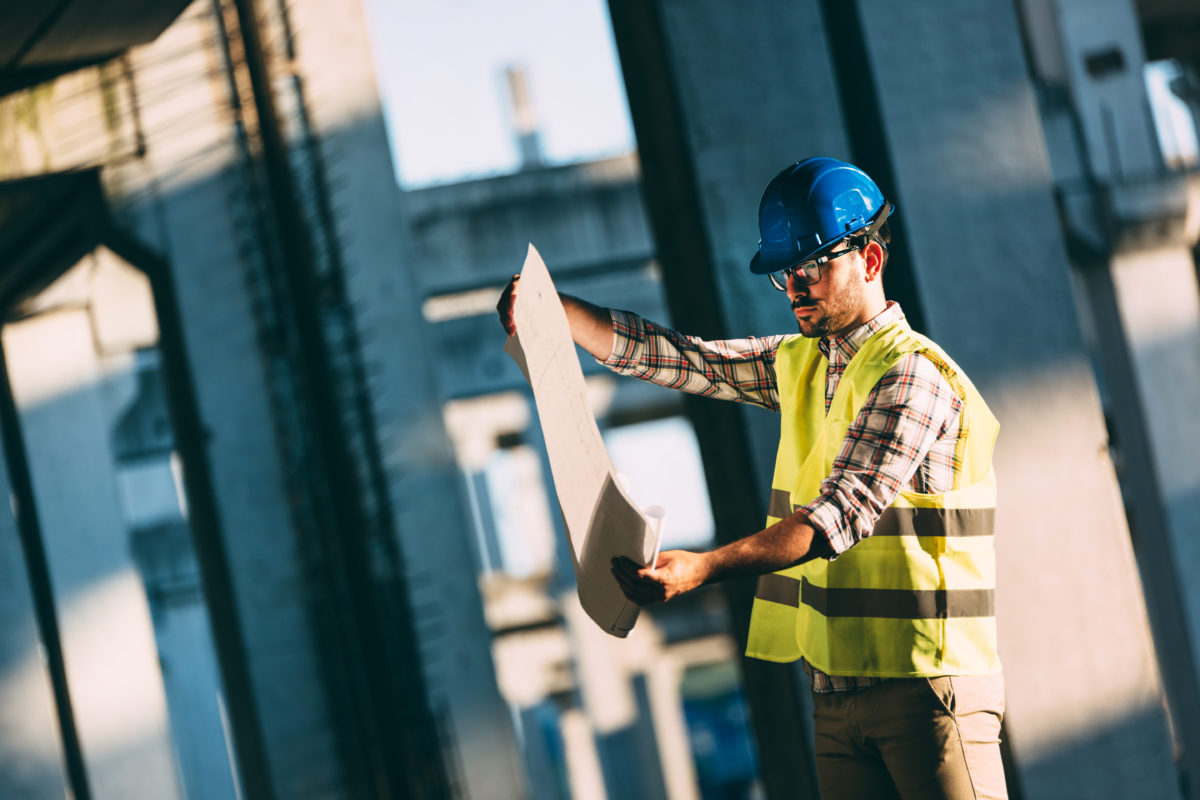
left=874, top=218, right=891, bottom=270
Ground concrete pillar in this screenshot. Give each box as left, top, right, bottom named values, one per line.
left=281, top=0, right=526, bottom=796
left=109, top=288, right=238, bottom=800
left=113, top=5, right=344, bottom=795
left=643, top=642, right=702, bottom=800
left=608, top=0, right=1182, bottom=797
left=560, top=707, right=608, bottom=800
left=605, top=2, right=851, bottom=795
left=1021, top=0, right=1200, bottom=793
left=0, top=412, right=69, bottom=800
left=1108, top=246, right=1200, bottom=660
left=517, top=703, right=569, bottom=800
left=1074, top=240, right=1200, bottom=799
left=561, top=596, right=703, bottom=800
left=855, top=1, right=1178, bottom=797
left=3, top=294, right=182, bottom=800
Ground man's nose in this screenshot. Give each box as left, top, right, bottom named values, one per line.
left=787, top=270, right=809, bottom=295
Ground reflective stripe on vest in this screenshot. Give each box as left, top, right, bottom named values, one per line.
left=756, top=574, right=994, bottom=618
left=766, top=499, right=995, bottom=538
left=744, top=320, right=1001, bottom=677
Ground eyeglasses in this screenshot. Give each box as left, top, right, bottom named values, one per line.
left=767, top=241, right=865, bottom=291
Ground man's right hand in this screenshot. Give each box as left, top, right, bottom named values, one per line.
left=496, top=274, right=520, bottom=336
left=496, top=273, right=615, bottom=361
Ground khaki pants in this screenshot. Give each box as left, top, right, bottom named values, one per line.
left=811, top=673, right=1007, bottom=800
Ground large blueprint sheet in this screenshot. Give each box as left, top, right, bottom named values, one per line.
left=504, top=245, right=662, bottom=636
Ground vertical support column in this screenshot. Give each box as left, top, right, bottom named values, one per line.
left=1078, top=242, right=1200, bottom=799
left=0, top=421, right=70, bottom=800
left=0, top=345, right=91, bottom=800
left=562, top=597, right=678, bottom=800
left=606, top=1, right=850, bottom=797
left=1021, top=0, right=1200, bottom=792
left=853, top=1, right=1178, bottom=797
left=123, top=231, right=276, bottom=800
left=277, top=0, right=527, bottom=796
left=228, top=0, right=451, bottom=794
left=644, top=648, right=702, bottom=800
left=608, top=0, right=1185, bottom=798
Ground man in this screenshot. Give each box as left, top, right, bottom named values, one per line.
left=498, top=157, right=1006, bottom=800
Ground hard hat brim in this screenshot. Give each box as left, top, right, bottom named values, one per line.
left=748, top=235, right=849, bottom=275
left=749, top=201, right=893, bottom=276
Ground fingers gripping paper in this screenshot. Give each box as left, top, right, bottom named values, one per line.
left=504, top=244, right=663, bottom=637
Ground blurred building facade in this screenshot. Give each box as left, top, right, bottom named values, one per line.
left=0, top=0, right=1198, bottom=799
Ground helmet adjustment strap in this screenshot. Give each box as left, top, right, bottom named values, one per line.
left=850, top=201, right=893, bottom=252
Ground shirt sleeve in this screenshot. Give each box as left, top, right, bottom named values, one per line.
left=601, top=309, right=785, bottom=411
left=800, top=352, right=964, bottom=556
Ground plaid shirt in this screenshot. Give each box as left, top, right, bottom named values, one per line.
left=602, top=302, right=964, bottom=692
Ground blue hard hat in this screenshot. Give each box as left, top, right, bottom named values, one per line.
left=749, top=157, right=893, bottom=275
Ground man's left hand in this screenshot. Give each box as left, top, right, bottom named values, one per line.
left=611, top=550, right=711, bottom=605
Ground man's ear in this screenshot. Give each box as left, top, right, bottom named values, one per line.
left=862, top=241, right=885, bottom=282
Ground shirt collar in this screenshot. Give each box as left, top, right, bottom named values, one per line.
left=818, top=301, right=906, bottom=363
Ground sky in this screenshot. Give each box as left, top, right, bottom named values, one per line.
left=363, top=0, right=636, bottom=188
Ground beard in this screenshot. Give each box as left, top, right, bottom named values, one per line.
left=793, top=277, right=867, bottom=338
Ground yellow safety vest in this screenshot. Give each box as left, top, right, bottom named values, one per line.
left=744, top=321, right=1001, bottom=677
